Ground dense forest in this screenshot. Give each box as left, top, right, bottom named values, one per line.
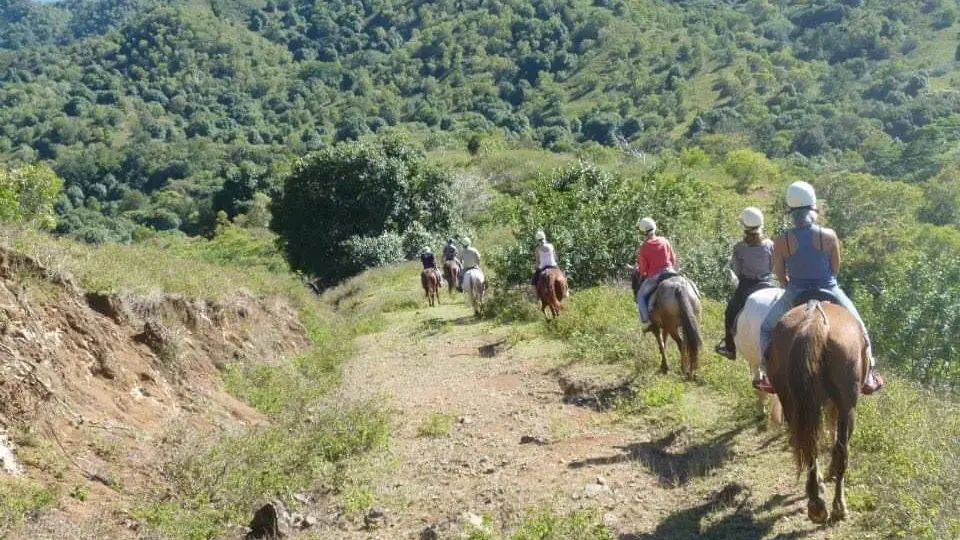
left=2, top=0, right=960, bottom=242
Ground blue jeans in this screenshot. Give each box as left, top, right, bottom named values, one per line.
left=758, top=284, right=873, bottom=372
left=636, top=268, right=673, bottom=323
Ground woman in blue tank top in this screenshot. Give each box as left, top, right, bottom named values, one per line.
left=754, top=182, right=884, bottom=395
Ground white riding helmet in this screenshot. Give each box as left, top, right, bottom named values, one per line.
left=739, top=207, right=764, bottom=230
left=535, top=230, right=546, bottom=242
left=461, top=237, right=471, bottom=247
left=639, top=217, right=657, bottom=234
left=786, top=181, right=817, bottom=209
left=422, top=246, right=432, bottom=254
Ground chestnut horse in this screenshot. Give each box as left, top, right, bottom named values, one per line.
left=768, top=300, right=867, bottom=524
left=536, top=268, right=568, bottom=319
left=443, top=260, right=461, bottom=296
left=420, top=268, right=441, bottom=307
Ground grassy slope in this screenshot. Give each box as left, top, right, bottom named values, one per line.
left=0, top=225, right=391, bottom=538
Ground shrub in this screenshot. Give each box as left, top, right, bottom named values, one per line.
left=339, top=232, right=405, bottom=275
left=271, top=137, right=453, bottom=285
left=491, top=160, right=706, bottom=289
left=0, top=164, right=63, bottom=229
left=723, top=148, right=779, bottom=194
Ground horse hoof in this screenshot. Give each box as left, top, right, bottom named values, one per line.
left=808, top=499, right=829, bottom=524
left=831, top=500, right=847, bottom=522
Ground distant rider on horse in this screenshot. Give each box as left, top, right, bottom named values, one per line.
left=715, top=207, right=775, bottom=360
left=457, top=237, right=481, bottom=292
left=420, top=246, right=442, bottom=286
left=635, top=218, right=677, bottom=332
left=443, top=238, right=459, bottom=266
left=755, top=181, right=883, bottom=395
left=531, top=230, right=558, bottom=287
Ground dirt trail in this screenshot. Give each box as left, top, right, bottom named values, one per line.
left=316, top=296, right=857, bottom=539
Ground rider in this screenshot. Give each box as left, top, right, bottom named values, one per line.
left=755, top=181, right=884, bottom=395
left=442, top=238, right=459, bottom=265
left=457, top=237, right=481, bottom=292
left=635, top=218, right=678, bottom=332
left=420, top=246, right=442, bottom=286
left=531, top=230, right=558, bottom=287
left=715, top=207, right=776, bottom=360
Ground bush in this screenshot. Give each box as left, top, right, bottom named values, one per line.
left=491, top=160, right=706, bottom=289
left=340, top=232, right=405, bottom=275
left=847, top=225, right=960, bottom=385
left=0, top=164, right=63, bottom=229
left=271, top=137, right=453, bottom=286
left=723, top=148, right=779, bottom=194
left=401, top=220, right=434, bottom=259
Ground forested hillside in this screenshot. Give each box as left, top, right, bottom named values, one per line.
left=2, top=0, right=960, bottom=241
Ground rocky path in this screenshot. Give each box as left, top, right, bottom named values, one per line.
left=311, top=298, right=858, bottom=540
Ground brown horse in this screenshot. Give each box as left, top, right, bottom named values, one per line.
left=420, top=268, right=441, bottom=307
left=768, top=300, right=866, bottom=524
left=647, top=276, right=703, bottom=378
left=443, top=260, right=461, bottom=296
left=536, top=267, right=568, bottom=319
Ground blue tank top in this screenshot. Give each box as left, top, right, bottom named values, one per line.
left=785, top=226, right=837, bottom=289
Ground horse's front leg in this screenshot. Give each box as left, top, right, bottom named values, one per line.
left=806, top=461, right=828, bottom=524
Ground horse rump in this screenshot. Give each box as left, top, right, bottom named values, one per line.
left=536, top=268, right=567, bottom=317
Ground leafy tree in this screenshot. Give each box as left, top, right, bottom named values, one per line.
left=724, top=148, right=780, bottom=194
left=817, top=173, right=922, bottom=237
left=0, top=164, right=63, bottom=229
left=271, top=137, right=453, bottom=285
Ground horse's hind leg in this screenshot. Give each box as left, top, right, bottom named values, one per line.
left=829, top=406, right=853, bottom=522
left=806, top=461, right=828, bottom=524
left=655, top=329, right=668, bottom=374
left=668, top=330, right=686, bottom=377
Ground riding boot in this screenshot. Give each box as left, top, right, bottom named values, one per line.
left=861, top=370, right=884, bottom=395
left=752, top=346, right=777, bottom=394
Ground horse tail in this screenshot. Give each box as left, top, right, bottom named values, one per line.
left=552, top=272, right=568, bottom=308
left=787, top=302, right=829, bottom=472
left=675, top=283, right=702, bottom=370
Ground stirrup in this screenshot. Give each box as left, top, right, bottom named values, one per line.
left=752, top=375, right=776, bottom=395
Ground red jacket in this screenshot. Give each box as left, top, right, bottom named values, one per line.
left=636, top=236, right=677, bottom=278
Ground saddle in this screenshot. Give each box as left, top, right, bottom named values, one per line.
left=792, top=288, right=840, bottom=307
left=647, top=272, right=694, bottom=311
left=631, top=269, right=680, bottom=298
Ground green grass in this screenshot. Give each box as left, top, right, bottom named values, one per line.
left=1, top=225, right=311, bottom=305
left=417, top=412, right=455, bottom=438
left=341, top=486, right=375, bottom=515
left=847, top=379, right=960, bottom=539
left=511, top=508, right=615, bottom=540
left=0, top=478, right=57, bottom=528
left=461, top=507, right=614, bottom=540
left=134, top=405, right=389, bottom=539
